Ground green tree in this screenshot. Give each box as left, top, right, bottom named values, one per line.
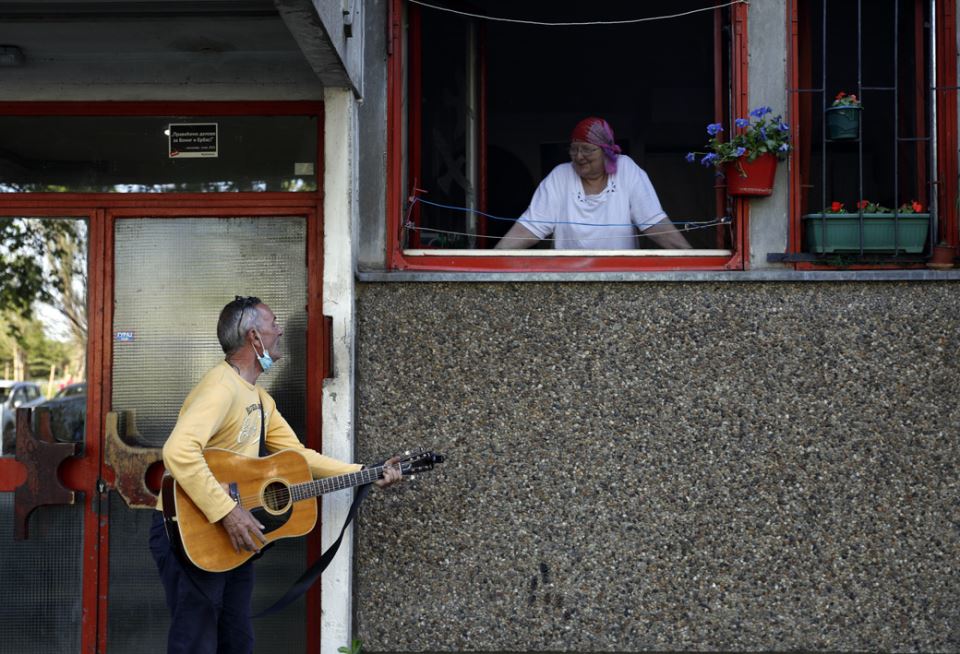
left=0, top=217, right=82, bottom=318
left=0, top=217, right=86, bottom=381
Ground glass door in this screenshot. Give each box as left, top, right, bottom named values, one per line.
left=0, top=215, right=90, bottom=653
left=104, top=213, right=315, bottom=653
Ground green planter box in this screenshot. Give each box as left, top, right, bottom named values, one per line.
left=803, top=213, right=930, bottom=253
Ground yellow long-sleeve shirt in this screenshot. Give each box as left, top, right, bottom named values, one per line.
left=158, top=361, right=360, bottom=523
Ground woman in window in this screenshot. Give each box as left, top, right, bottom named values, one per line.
left=494, top=117, right=691, bottom=250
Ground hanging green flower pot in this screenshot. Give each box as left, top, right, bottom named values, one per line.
left=825, top=105, right=861, bottom=140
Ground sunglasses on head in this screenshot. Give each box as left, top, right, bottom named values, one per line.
left=234, top=296, right=259, bottom=342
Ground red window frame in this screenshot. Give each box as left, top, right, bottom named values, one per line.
left=385, top=0, right=752, bottom=272
left=786, top=0, right=959, bottom=270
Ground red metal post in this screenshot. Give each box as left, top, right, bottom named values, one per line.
left=728, top=0, right=750, bottom=270
left=936, top=0, right=958, bottom=245
left=407, top=2, right=423, bottom=250
left=714, top=1, right=727, bottom=250
left=386, top=0, right=407, bottom=268
left=304, top=206, right=324, bottom=654
left=788, top=0, right=803, bottom=258
left=91, top=207, right=111, bottom=654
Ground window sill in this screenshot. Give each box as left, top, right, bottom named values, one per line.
left=403, top=249, right=732, bottom=258
left=391, top=248, right=740, bottom=272
left=359, top=268, right=960, bottom=283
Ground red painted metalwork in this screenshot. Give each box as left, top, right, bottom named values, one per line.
left=90, top=207, right=110, bottom=654
left=788, top=0, right=805, bottom=258
left=714, top=2, right=727, bottom=250
left=12, top=408, right=79, bottom=540
left=394, top=254, right=735, bottom=273
left=408, top=2, right=423, bottom=250
left=0, top=101, right=328, bottom=653
left=728, top=0, right=749, bottom=271
left=386, top=0, right=406, bottom=269
left=936, top=0, right=958, bottom=246
left=0, top=101, right=324, bottom=116
left=304, top=207, right=325, bottom=654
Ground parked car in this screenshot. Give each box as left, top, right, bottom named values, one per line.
left=38, top=382, right=87, bottom=446
left=53, top=382, right=86, bottom=399
left=0, top=381, right=46, bottom=454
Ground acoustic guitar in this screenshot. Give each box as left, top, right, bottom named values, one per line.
left=161, top=448, right=443, bottom=572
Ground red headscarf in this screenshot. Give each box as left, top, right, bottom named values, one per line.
left=570, top=117, right=622, bottom=174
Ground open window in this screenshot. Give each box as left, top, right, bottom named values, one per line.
left=387, top=0, right=751, bottom=271
left=788, top=0, right=958, bottom=267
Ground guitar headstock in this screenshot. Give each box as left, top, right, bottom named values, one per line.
left=397, top=448, right=444, bottom=476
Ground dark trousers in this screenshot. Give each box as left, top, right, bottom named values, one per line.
left=150, top=511, right=256, bottom=654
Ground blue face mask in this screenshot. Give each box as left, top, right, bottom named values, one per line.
left=253, top=332, right=274, bottom=372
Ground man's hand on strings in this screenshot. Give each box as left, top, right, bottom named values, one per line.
left=220, top=505, right=268, bottom=553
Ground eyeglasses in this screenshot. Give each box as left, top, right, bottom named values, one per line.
left=569, top=145, right=601, bottom=158
left=234, top=295, right=259, bottom=342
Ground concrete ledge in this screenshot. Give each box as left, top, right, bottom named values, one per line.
left=358, top=269, right=960, bottom=283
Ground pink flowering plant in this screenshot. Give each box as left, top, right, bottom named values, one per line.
left=819, top=200, right=924, bottom=214
left=831, top=91, right=861, bottom=107
left=686, top=106, right=792, bottom=168
left=898, top=200, right=924, bottom=214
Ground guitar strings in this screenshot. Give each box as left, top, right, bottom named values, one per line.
left=232, top=466, right=386, bottom=508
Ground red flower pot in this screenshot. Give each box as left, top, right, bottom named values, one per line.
left=928, top=242, right=957, bottom=269
left=724, top=153, right=778, bottom=197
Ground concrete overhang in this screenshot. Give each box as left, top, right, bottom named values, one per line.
left=0, top=0, right=361, bottom=100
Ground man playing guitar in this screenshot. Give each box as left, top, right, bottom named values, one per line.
left=149, top=296, right=401, bottom=654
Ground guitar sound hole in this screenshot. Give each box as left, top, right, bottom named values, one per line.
left=262, top=481, right=291, bottom=513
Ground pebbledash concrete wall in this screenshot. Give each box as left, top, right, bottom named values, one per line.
left=350, top=281, right=959, bottom=652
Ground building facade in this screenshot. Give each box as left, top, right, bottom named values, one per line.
left=0, top=1, right=957, bottom=653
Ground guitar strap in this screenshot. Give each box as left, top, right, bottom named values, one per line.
left=253, top=480, right=373, bottom=618
left=253, top=391, right=375, bottom=618
left=258, top=397, right=268, bottom=457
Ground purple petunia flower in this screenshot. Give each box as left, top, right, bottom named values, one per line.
left=750, top=106, right=773, bottom=118
left=701, top=153, right=718, bottom=166
left=706, top=123, right=724, bottom=136
left=778, top=119, right=790, bottom=132
left=735, top=118, right=750, bottom=128
left=735, top=147, right=746, bottom=157
left=778, top=143, right=790, bottom=152
left=685, top=152, right=697, bottom=162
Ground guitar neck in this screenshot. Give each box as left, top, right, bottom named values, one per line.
left=292, top=465, right=388, bottom=502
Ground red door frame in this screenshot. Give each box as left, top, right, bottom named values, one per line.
left=0, top=101, right=329, bottom=653
left=387, top=0, right=749, bottom=272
